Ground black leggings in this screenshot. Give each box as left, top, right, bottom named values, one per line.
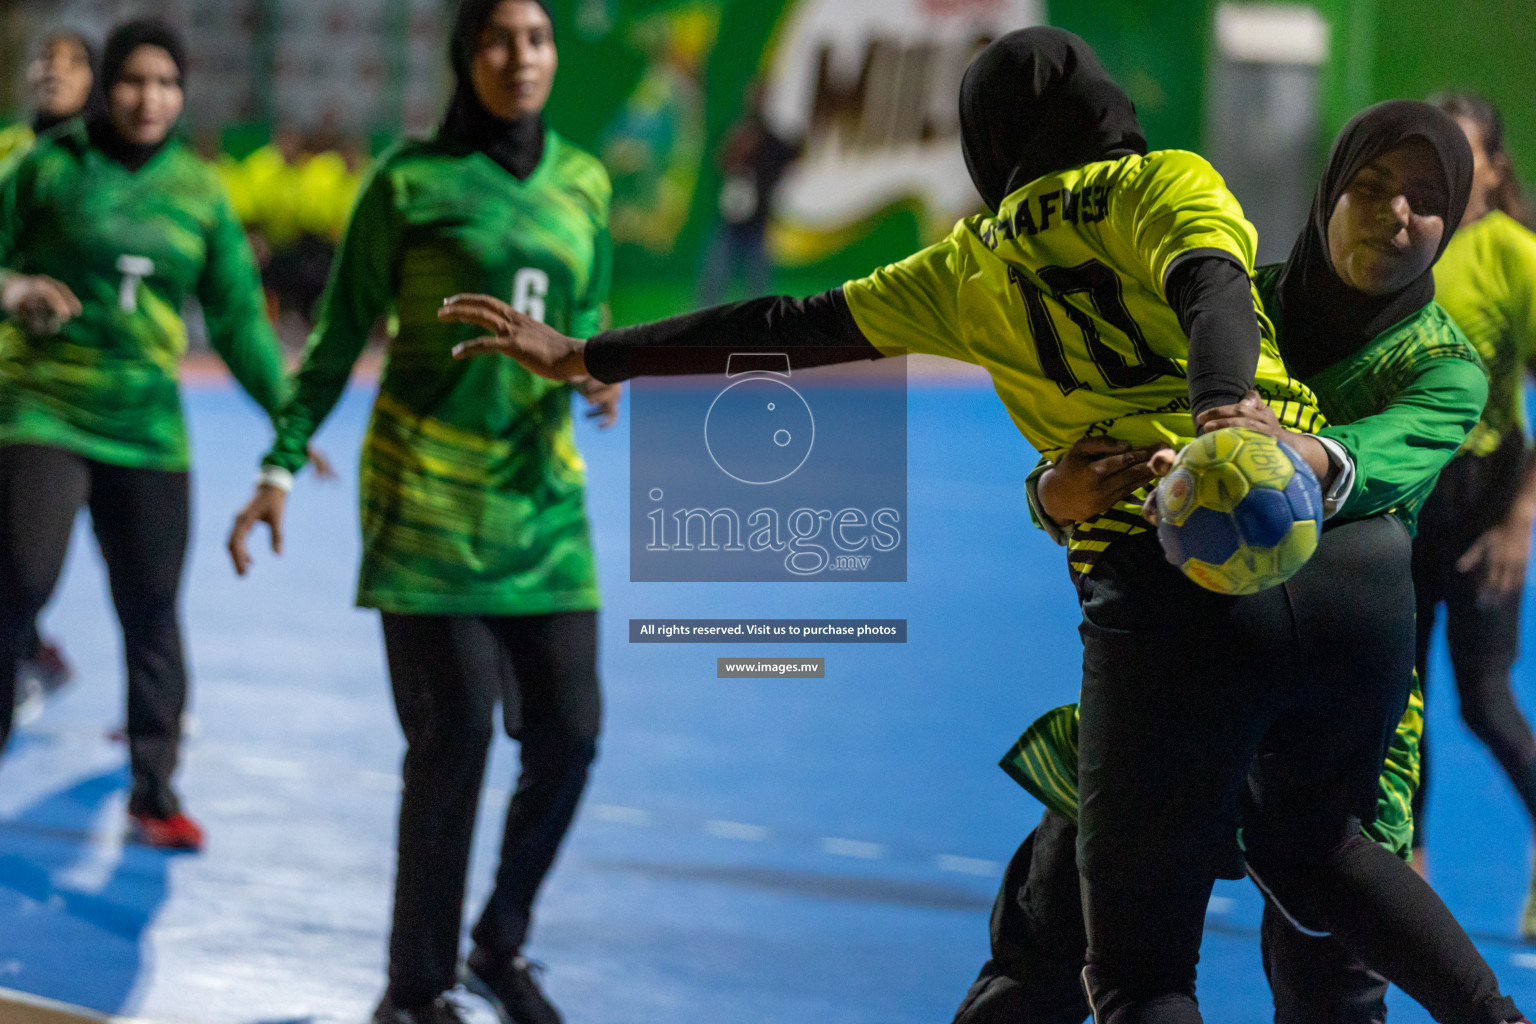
left=957, top=806, right=1506, bottom=1024
left=380, top=610, right=601, bottom=1008
left=0, top=443, right=189, bottom=817
left=1412, top=439, right=1536, bottom=848
left=954, top=810, right=1390, bottom=1024
left=1073, top=521, right=1515, bottom=1024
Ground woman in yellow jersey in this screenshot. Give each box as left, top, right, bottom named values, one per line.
left=440, top=29, right=1517, bottom=1024
left=1410, top=94, right=1536, bottom=933
left=957, top=99, right=1517, bottom=1024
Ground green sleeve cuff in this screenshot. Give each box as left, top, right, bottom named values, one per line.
left=1024, top=458, right=1070, bottom=546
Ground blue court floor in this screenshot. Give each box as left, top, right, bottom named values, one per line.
left=2, top=377, right=1535, bottom=1023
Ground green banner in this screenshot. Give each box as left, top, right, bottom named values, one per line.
left=544, top=0, right=1046, bottom=324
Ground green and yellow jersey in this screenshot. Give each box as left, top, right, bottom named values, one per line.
left=841, top=150, right=1321, bottom=577
left=0, top=121, right=289, bottom=471
left=1432, top=210, right=1536, bottom=458
left=1254, top=266, right=1487, bottom=532
left=263, top=132, right=611, bottom=616
left=0, top=124, right=35, bottom=180
left=1002, top=680, right=1423, bottom=858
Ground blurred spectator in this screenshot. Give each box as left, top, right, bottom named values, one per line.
left=0, top=28, right=105, bottom=177
left=0, top=26, right=99, bottom=722
left=600, top=4, right=715, bottom=254
left=216, top=125, right=366, bottom=345
left=697, top=79, right=800, bottom=304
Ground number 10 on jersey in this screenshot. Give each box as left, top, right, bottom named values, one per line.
left=1010, top=259, right=1180, bottom=395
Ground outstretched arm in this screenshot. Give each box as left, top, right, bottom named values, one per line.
left=442, top=287, right=877, bottom=383
left=443, top=232, right=978, bottom=381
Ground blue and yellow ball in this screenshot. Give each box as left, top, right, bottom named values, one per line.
left=1154, top=427, right=1323, bottom=595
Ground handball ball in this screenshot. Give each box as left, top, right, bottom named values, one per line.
left=1154, top=427, right=1322, bottom=595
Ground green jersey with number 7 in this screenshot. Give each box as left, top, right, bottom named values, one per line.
left=262, top=132, right=612, bottom=615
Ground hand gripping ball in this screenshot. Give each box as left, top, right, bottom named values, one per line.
left=1153, top=427, right=1323, bottom=595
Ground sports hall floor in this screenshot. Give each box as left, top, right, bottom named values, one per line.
left=2, top=374, right=1534, bottom=1023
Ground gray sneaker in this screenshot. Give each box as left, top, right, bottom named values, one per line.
left=460, top=948, right=562, bottom=1024
left=370, top=993, right=468, bottom=1024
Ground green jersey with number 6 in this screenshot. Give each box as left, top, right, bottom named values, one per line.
left=841, top=150, right=1322, bottom=578
left=263, top=132, right=612, bottom=615
left=0, top=122, right=289, bottom=471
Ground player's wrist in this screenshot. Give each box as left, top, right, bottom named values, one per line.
left=1035, top=466, right=1079, bottom=527
left=1284, top=432, right=1334, bottom=487
left=257, top=464, right=294, bottom=494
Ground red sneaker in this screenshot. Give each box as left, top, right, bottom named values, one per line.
left=129, top=812, right=205, bottom=852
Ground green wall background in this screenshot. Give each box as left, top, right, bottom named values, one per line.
left=6, top=0, right=1529, bottom=325
left=1369, top=0, right=1536, bottom=177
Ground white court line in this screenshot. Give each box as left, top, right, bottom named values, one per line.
left=587, top=804, right=653, bottom=826
left=936, top=854, right=1000, bottom=876
left=1207, top=896, right=1236, bottom=914
left=705, top=820, right=772, bottom=841
left=821, top=837, right=886, bottom=859
left=1513, top=952, right=1536, bottom=970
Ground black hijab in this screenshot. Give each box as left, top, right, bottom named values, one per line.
left=88, top=18, right=186, bottom=172
left=440, top=0, right=553, bottom=180
left=1274, top=100, right=1473, bottom=379
left=31, top=29, right=106, bottom=134
left=959, top=27, right=1146, bottom=212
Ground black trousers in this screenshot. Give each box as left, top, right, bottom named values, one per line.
left=953, top=810, right=1392, bottom=1024
left=380, top=610, right=600, bottom=1007
left=0, top=443, right=189, bottom=817
left=1074, top=521, right=1515, bottom=1024
left=1412, top=438, right=1536, bottom=848
left=952, top=809, right=1091, bottom=1024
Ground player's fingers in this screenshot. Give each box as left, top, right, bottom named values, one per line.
left=439, top=306, right=508, bottom=335
left=228, top=514, right=253, bottom=575
left=1148, top=448, right=1177, bottom=477
left=1140, top=493, right=1161, bottom=526
left=438, top=294, right=517, bottom=330
left=442, top=292, right=512, bottom=310
left=1196, top=404, right=1240, bottom=425
left=1091, top=449, right=1151, bottom=479
left=452, top=336, right=507, bottom=359
left=1485, top=563, right=1515, bottom=601
left=440, top=293, right=513, bottom=316
left=1103, top=464, right=1158, bottom=498
left=1199, top=415, right=1268, bottom=434
left=39, top=280, right=80, bottom=318
left=438, top=297, right=517, bottom=330
left=53, top=279, right=82, bottom=316
left=267, top=511, right=284, bottom=556
left=1455, top=537, right=1489, bottom=575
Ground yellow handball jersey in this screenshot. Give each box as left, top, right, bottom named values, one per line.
left=1432, top=210, right=1536, bottom=457
left=842, top=149, right=1322, bottom=576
